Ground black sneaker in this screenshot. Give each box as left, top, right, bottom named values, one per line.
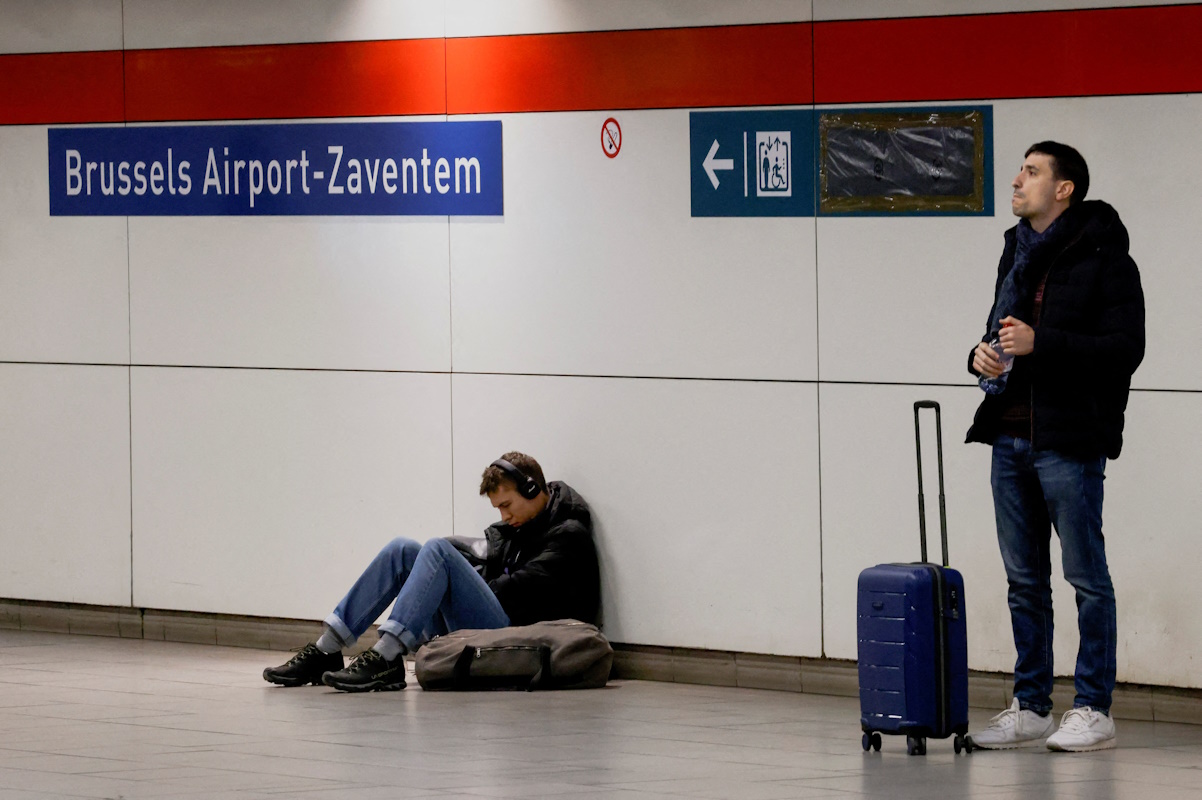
left=322, top=649, right=406, bottom=692
left=263, top=643, right=344, bottom=687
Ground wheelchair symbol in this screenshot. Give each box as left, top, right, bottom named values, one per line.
left=756, top=131, right=791, bottom=197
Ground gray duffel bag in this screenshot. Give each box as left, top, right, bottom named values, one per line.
left=415, top=619, right=613, bottom=691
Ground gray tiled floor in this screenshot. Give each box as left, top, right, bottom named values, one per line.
left=3, top=630, right=1202, bottom=799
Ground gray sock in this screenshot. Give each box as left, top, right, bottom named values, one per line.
left=315, top=626, right=344, bottom=655
left=372, top=632, right=406, bottom=662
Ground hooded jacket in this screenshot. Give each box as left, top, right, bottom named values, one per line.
left=966, top=200, right=1145, bottom=459
left=479, top=481, right=600, bottom=627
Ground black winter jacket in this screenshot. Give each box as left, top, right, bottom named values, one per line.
left=479, top=481, right=600, bottom=627
left=966, top=200, right=1145, bottom=459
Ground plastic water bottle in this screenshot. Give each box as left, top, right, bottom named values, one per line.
left=989, top=337, right=1014, bottom=375
left=979, top=328, right=1014, bottom=395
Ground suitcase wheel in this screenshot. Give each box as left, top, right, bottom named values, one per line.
left=861, top=732, right=882, bottom=753
left=906, top=735, right=927, bottom=756
left=957, top=734, right=974, bottom=754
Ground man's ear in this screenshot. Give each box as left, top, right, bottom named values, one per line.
left=1056, top=179, right=1075, bottom=203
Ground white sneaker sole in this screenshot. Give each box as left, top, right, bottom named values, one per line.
left=1047, top=737, right=1116, bottom=752
left=968, top=736, right=1049, bottom=750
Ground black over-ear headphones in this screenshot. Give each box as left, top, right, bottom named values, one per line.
left=491, top=459, right=541, bottom=500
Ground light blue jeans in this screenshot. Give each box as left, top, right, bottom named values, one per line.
left=325, top=537, right=509, bottom=653
left=991, top=435, right=1115, bottom=714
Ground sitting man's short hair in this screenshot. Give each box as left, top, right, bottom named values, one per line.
left=479, top=451, right=548, bottom=496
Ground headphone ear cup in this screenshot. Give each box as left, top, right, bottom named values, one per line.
left=491, top=458, right=541, bottom=500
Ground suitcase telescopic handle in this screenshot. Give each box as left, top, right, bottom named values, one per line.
left=913, top=401, right=949, bottom=566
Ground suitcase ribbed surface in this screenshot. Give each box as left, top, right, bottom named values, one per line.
left=857, top=562, right=969, bottom=739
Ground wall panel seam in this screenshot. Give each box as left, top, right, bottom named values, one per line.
left=1, top=362, right=1194, bottom=394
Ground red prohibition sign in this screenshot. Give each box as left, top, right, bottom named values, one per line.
left=601, top=117, right=621, bottom=158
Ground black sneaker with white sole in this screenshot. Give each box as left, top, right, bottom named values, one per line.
left=322, top=649, right=406, bottom=692
left=263, top=643, right=344, bottom=687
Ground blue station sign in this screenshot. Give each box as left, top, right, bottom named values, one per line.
left=689, top=110, right=815, bottom=217
left=48, top=121, right=503, bottom=216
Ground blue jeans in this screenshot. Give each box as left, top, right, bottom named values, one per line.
left=991, top=435, right=1115, bottom=714
left=324, top=537, right=509, bottom=653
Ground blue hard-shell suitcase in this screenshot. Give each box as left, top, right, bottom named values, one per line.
left=857, top=401, right=972, bottom=755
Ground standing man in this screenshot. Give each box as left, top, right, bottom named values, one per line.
left=966, top=142, right=1144, bottom=752
left=263, top=452, right=600, bottom=692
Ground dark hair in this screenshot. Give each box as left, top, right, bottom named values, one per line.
left=1025, top=141, right=1089, bottom=205
left=478, top=451, right=547, bottom=496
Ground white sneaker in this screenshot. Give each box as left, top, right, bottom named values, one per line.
left=1046, top=706, right=1116, bottom=752
left=968, top=698, right=1055, bottom=749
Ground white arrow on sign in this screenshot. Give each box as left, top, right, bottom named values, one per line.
left=702, top=139, right=734, bottom=189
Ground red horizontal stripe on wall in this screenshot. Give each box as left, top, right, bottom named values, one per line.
left=5, top=5, right=1202, bottom=127
left=815, top=4, right=1202, bottom=103
left=446, top=23, right=813, bottom=114
left=125, top=38, right=447, bottom=122
left=0, top=51, right=124, bottom=125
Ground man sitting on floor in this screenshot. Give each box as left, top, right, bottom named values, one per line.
left=263, top=452, right=600, bottom=691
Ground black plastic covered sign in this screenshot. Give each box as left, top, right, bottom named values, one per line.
left=819, top=110, right=988, bottom=214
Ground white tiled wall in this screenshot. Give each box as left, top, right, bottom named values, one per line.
left=129, top=210, right=452, bottom=371
left=1104, top=391, right=1202, bottom=688
left=121, top=0, right=445, bottom=49
left=129, top=367, right=452, bottom=619
left=818, top=384, right=1004, bottom=666
left=0, top=363, right=132, bottom=606
left=813, top=0, right=1199, bottom=21
left=446, top=0, right=810, bottom=37
left=0, top=0, right=123, bottom=54
left=450, top=373, right=823, bottom=656
left=3, top=0, right=1200, bottom=690
left=816, top=214, right=999, bottom=385
left=450, top=111, right=817, bottom=380
left=0, top=126, right=129, bottom=365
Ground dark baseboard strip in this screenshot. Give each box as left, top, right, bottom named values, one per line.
left=0, top=598, right=378, bottom=655
left=609, top=643, right=1202, bottom=724
left=3, top=597, right=1198, bottom=724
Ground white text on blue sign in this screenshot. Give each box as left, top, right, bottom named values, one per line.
left=49, top=121, right=503, bottom=216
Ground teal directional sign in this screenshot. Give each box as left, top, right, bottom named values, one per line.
left=689, top=110, right=814, bottom=217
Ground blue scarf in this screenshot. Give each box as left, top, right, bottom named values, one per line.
left=979, top=214, right=1069, bottom=395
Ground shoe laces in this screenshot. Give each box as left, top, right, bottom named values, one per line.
left=285, top=642, right=322, bottom=667
left=985, top=701, right=1021, bottom=731
left=346, top=649, right=384, bottom=674
left=1059, top=707, right=1099, bottom=734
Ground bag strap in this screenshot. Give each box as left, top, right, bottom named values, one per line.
left=526, top=646, right=553, bottom=692
left=452, top=645, right=477, bottom=687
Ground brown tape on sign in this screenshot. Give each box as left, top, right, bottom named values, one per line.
left=819, top=110, right=986, bottom=213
